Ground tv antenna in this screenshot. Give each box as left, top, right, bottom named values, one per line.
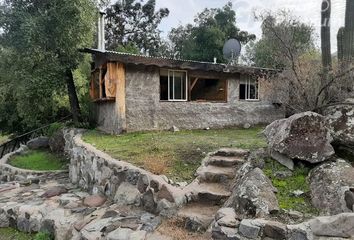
left=223, top=39, right=241, bottom=66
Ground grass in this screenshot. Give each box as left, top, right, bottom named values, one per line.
left=83, top=127, right=267, bottom=182
left=9, top=150, right=68, bottom=171
left=264, top=158, right=318, bottom=215
left=0, top=228, right=35, bottom=240
left=0, top=134, right=9, bottom=145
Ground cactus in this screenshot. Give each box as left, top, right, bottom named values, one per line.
left=321, top=0, right=332, bottom=70
left=337, top=27, right=345, bottom=62
left=343, top=0, right=354, bottom=62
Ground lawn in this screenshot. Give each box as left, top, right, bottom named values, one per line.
left=83, top=127, right=267, bottom=182
left=9, top=150, right=68, bottom=171
left=263, top=158, right=318, bottom=215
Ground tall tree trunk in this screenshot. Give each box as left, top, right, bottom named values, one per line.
left=343, top=0, right=354, bottom=92
left=66, top=69, right=81, bottom=124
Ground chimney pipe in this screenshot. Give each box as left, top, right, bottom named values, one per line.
left=98, top=11, right=105, bottom=51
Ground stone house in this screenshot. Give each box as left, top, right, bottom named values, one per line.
left=83, top=48, right=285, bottom=134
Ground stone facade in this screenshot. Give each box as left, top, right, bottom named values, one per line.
left=95, top=64, right=285, bottom=133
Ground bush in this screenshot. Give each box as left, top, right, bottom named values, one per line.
left=34, top=232, right=53, bottom=240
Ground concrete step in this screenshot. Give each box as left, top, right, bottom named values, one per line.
left=205, top=155, right=246, bottom=167
left=196, top=165, right=235, bottom=183
left=177, top=202, right=220, bottom=232
left=213, top=148, right=249, bottom=158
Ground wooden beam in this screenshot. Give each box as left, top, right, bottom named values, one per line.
left=99, top=67, right=102, bottom=99
left=190, top=77, right=199, bottom=91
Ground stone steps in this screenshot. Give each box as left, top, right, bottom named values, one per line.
left=196, top=165, right=235, bottom=183
left=177, top=202, right=220, bottom=232
left=205, top=155, right=246, bottom=167
left=213, top=148, right=249, bottom=158
left=184, top=181, right=231, bottom=204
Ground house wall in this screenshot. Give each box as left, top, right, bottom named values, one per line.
left=93, top=101, right=121, bottom=134
left=124, top=65, right=285, bottom=132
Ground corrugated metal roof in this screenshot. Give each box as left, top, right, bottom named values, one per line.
left=81, top=48, right=281, bottom=75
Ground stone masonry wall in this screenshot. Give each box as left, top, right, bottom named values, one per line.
left=125, top=65, right=285, bottom=132
left=64, top=129, right=186, bottom=214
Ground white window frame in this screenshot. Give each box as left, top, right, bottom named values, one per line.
left=167, top=70, right=188, bottom=102
left=241, top=75, right=259, bottom=101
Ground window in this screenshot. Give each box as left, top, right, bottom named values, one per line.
left=240, top=75, right=259, bottom=100
left=160, top=70, right=188, bottom=101
left=190, top=78, right=227, bottom=102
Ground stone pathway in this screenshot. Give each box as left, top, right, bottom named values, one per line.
left=178, top=148, right=248, bottom=231
left=0, top=173, right=167, bottom=240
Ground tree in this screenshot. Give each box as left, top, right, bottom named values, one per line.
left=0, top=0, right=96, bottom=131
left=168, top=2, right=256, bottom=62
left=246, top=11, right=349, bottom=113
left=105, top=0, right=169, bottom=55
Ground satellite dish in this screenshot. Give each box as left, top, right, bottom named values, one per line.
left=223, top=39, right=241, bottom=62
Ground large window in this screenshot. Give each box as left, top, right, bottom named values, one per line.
left=240, top=75, right=259, bottom=100
left=160, top=70, right=188, bottom=101
left=190, top=78, right=227, bottom=102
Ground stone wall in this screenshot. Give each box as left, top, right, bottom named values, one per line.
left=0, top=145, right=66, bottom=183
left=125, top=65, right=285, bottom=132
left=64, top=129, right=186, bottom=214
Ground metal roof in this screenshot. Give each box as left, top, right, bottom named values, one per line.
left=81, top=48, right=281, bottom=75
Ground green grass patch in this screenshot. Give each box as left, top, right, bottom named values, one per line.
left=0, top=134, right=9, bottom=144
left=83, top=127, right=267, bottom=182
left=0, top=228, right=35, bottom=240
left=264, top=158, right=318, bottom=215
left=10, top=150, right=68, bottom=171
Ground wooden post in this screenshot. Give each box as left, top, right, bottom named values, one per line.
left=116, top=63, right=126, bottom=132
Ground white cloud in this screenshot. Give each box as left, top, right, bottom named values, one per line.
left=156, top=0, right=346, bottom=53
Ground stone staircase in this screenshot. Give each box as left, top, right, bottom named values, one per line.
left=177, top=148, right=249, bottom=231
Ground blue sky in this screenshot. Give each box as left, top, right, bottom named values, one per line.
left=155, top=0, right=346, bottom=52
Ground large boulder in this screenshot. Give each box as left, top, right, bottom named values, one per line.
left=48, top=130, right=65, bottom=153
left=323, top=99, right=354, bottom=158
left=264, top=112, right=335, bottom=166
left=224, top=167, right=279, bottom=218
left=27, top=137, right=49, bottom=150
left=309, top=158, right=354, bottom=215
left=309, top=213, right=354, bottom=238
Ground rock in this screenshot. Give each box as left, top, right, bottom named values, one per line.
left=156, top=199, right=177, bottom=217
left=310, top=213, right=354, bottom=238
left=291, top=190, right=304, bottom=197
left=83, top=195, right=107, bottom=207
left=274, top=170, right=293, bottom=179
left=215, top=208, right=238, bottom=228
left=141, top=188, right=157, bottom=213
left=137, top=174, right=149, bottom=193
left=169, top=126, right=180, bottom=132
left=264, top=112, right=335, bottom=164
left=114, top=182, right=141, bottom=206
left=324, top=101, right=354, bottom=149
left=157, top=185, right=175, bottom=203
left=49, top=130, right=65, bottom=153
left=185, top=216, right=209, bottom=232
left=239, top=219, right=261, bottom=239
left=270, top=151, right=294, bottom=170
left=288, top=210, right=303, bottom=221
left=107, top=228, right=133, bottom=240
left=212, top=225, right=240, bottom=240
left=27, top=137, right=50, bottom=149
left=140, top=213, right=161, bottom=232
left=243, top=123, right=251, bottom=129
left=41, top=186, right=68, bottom=198
left=263, top=221, right=287, bottom=239
left=309, top=159, right=354, bottom=214
left=247, top=148, right=267, bottom=169
left=130, top=231, right=147, bottom=240
left=0, top=210, right=9, bottom=228
left=224, top=168, right=279, bottom=218
left=345, top=189, right=354, bottom=211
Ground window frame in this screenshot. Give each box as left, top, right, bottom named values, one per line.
left=167, top=70, right=188, bottom=102
left=240, top=75, right=259, bottom=101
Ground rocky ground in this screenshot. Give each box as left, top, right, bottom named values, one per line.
left=0, top=173, right=171, bottom=240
